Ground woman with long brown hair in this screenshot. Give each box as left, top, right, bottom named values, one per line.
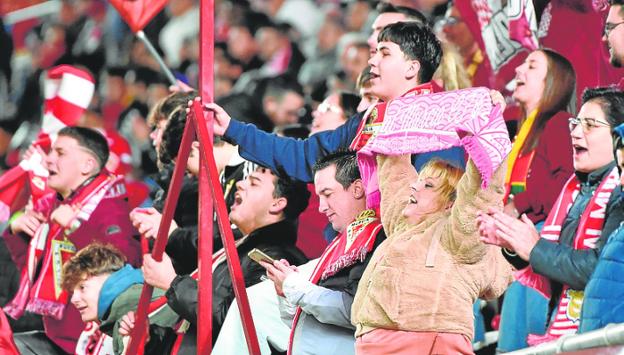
left=498, top=48, right=577, bottom=352
left=504, top=49, right=576, bottom=223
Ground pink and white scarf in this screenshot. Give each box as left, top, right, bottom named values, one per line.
left=358, top=87, right=511, bottom=208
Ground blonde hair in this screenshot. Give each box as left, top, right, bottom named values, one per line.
left=433, top=42, right=471, bottom=91
left=418, top=159, right=464, bottom=207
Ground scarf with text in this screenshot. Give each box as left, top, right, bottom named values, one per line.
left=4, top=173, right=126, bottom=320
left=358, top=87, right=511, bottom=208
left=515, top=167, right=619, bottom=344
left=349, top=83, right=434, bottom=151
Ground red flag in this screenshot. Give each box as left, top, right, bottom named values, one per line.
left=109, top=0, right=169, bottom=33
left=454, top=0, right=529, bottom=92
left=0, top=0, right=45, bottom=16
left=0, top=309, right=18, bottom=355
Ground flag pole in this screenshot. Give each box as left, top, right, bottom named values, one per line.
left=197, top=0, right=214, bottom=350
left=195, top=0, right=260, bottom=352
left=135, top=30, right=177, bottom=86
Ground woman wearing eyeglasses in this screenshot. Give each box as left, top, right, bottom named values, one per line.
left=480, top=87, right=624, bottom=345
left=309, top=91, right=360, bottom=136
left=493, top=49, right=577, bottom=351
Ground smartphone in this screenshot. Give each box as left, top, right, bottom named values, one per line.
left=248, top=248, right=275, bottom=265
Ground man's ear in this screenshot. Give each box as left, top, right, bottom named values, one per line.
left=80, top=156, right=98, bottom=175
left=269, top=196, right=288, bottom=215
left=406, top=59, right=421, bottom=81
left=351, top=179, right=365, bottom=199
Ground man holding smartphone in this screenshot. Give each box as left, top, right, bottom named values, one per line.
left=259, top=150, right=386, bottom=354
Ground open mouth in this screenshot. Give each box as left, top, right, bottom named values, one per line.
left=232, top=193, right=243, bottom=207
left=515, top=79, right=525, bottom=87
left=573, top=144, right=588, bottom=155
left=408, top=195, right=417, bottom=204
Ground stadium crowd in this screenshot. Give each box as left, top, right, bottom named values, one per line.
left=0, top=0, right=624, bottom=354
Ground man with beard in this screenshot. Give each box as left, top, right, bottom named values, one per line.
left=604, top=0, right=624, bottom=88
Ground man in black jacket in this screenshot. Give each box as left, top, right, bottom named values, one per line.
left=134, top=164, right=310, bottom=354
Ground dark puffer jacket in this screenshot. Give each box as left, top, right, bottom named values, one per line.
left=580, top=203, right=624, bottom=332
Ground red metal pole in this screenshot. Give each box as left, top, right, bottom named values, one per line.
left=198, top=0, right=215, bottom=352
left=125, top=112, right=197, bottom=354
left=191, top=102, right=261, bottom=355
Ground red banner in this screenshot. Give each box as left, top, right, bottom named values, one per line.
left=0, top=0, right=45, bottom=16
left=108, top=0, right=169, bottom=33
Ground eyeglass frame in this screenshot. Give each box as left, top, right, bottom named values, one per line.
left=568, top=117, right=611, bottom=133
left=440, top=16, right=463, bottom=27
left=604, top=21, right=624, bottom=37
left=315, top=101, right=343, bottom=115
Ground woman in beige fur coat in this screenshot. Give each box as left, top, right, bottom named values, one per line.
left=351, top=155, right=513, bottom=355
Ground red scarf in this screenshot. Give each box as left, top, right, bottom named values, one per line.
left=76, top=321, right=113, bottom=355
left=4, top=173, right=125, bottom=320
left=287, top=210, right=382, bottom=354
left=349, top=83, right=434, bottom=151
left=516, top=168, right=619, bottom=344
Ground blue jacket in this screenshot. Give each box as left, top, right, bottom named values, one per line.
left=224, top=113, right=466, bottom=183
left=580, top=196, right=624, bottom=332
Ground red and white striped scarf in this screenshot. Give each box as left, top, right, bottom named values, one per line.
left=516, top=167, right=619, bottom=344
left=4, top=173, right=125, bottom=320
left=287, top=210, right=382, bottom=354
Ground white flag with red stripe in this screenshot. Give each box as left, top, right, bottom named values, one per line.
left=0, top=65, right=95, bottom=223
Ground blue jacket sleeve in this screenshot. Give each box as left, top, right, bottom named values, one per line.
left=412, top=146, right=466, bottom=171
left=224, top=112, right=466, bottom=181
left=224, top=114, right=363, bottom=183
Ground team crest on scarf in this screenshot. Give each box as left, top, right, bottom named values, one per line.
left=565, top=289, right=584, bottom=322
left=51, top=238, right=77, bottom=299
left=349, top=83, right=434, bottom=151
left=345, top=209, right=377, bottom=251
left=4, top=174, right=125, bottom=321
left=287, top=210, right=384, bottom=355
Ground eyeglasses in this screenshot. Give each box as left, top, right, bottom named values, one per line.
left=568, top=117, right=610, bottom=133
left=604, top=21, right=624, bottom=37
left=440, top=16, right=463, bottom=27
left=316, top=101, right=343, bottom=115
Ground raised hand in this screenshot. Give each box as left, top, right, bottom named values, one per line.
left=489, top=90, right=506, bottom=111
left=10, top=209, right=46, bottom=237
left=142, top=253, right=177, bottom=290
left=186, top=98, right=232, bottom=136
left=50, top=204, right=80, bottom=228
left=130, top=207, right=177, bottom=239
left=489, top=211, right=540, bottom=261
left=118, top=311, right=136, bottom=337
left=260, top=259, right=297, bottom=297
